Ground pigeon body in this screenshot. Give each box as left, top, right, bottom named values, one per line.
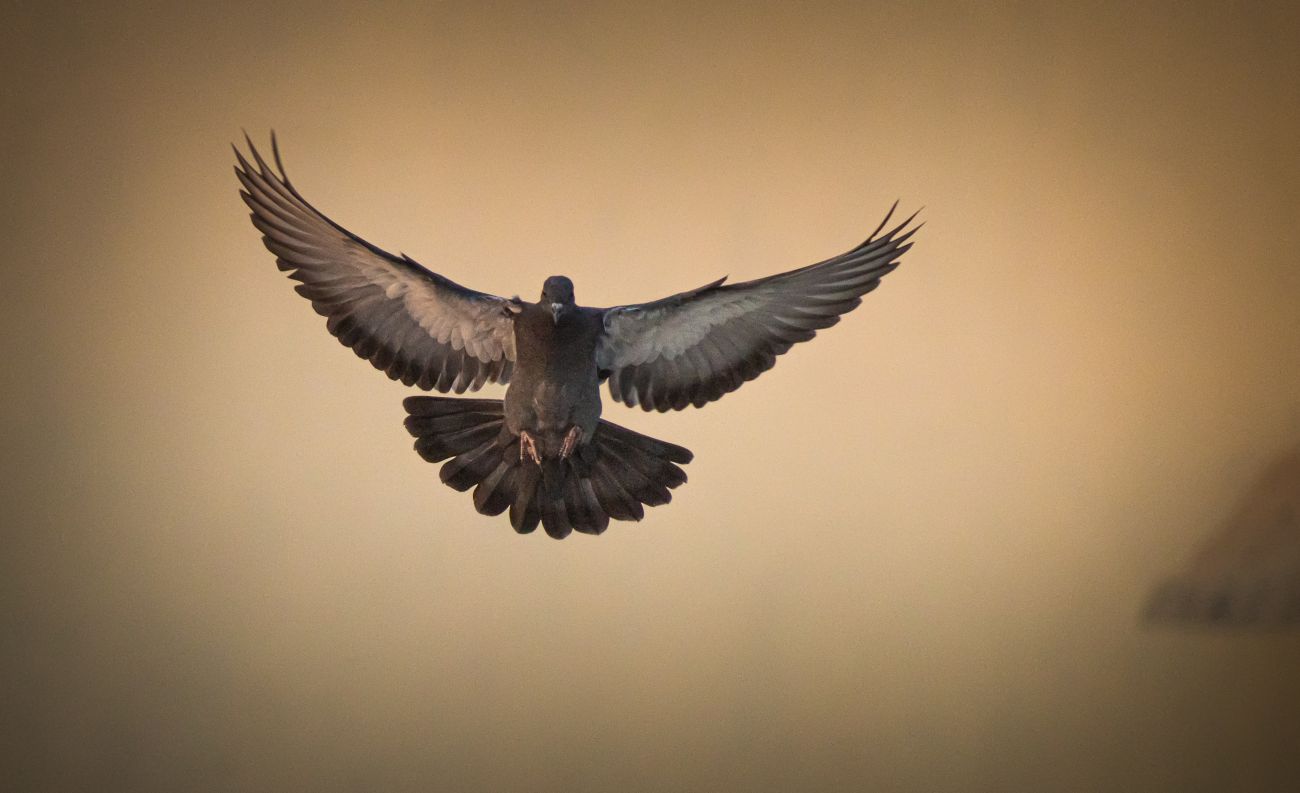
left=505, top=283, right=603, bottom=459
left=235, top=134, right=919, bottom=537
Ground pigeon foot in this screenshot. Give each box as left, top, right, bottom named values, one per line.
left=560, top=426, right=583, bottom=459
left=519, top=430, right=542, bottom=465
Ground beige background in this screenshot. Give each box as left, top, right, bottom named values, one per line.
left=4, top=1, right=1298, bottom=791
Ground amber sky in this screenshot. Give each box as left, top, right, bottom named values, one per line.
left=3, top=1, right=1299, bottom=791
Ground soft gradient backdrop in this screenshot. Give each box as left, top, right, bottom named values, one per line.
left=4, top=1, right=1298, bottom=791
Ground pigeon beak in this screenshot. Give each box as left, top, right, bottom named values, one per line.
left=550, top=302, right=564, bottom=324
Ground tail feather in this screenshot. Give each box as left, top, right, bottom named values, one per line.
left=510, top=465, right=542, bottom=534
left=405, top=409, right=504, bottom=435
left=602, top=434, right=688, bottom=491
left=473, top=460, right=517, bottom=516
left=540, top=496, right=573, bottom=539
left=541, top=457, right=566, bottom=501
left=405, top=397, right=506, bottom=463
left=439, top=431, right=511, bottom=491
left=404, top=396, right=692, bottom=538
left=598, top=449, right=673, bottom=507
left=589, top=464, right=645, bottom=521
left=405, top=397, right=504, bottom=417
left=414, top=422, right=503, bottom=463
left=565, top=474, right=610, bottom=535
left=598, top=421, right=694, bottom=464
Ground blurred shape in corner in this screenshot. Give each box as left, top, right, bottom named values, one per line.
left=1145, top=447, right=1300, bottom=628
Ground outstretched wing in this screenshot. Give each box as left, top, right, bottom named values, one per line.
left=595, top=205, right=919, bottom=411
left=234, top=134, right=517, bottom=393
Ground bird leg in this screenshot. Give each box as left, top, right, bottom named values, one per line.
left=559, top=426, right=583, bottom=459
left=519, top=430, right=542, bottom=465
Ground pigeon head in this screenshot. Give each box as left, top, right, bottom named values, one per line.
left=541, top=276, right=575, bottom=324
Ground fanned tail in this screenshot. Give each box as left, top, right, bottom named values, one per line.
left=403, top=396, right=692, bottom=539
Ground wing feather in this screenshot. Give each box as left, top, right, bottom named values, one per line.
left=234, top=134, right=517, bottom=391
left=596, top=205, right=919, bottom=411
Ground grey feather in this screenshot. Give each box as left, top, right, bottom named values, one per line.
left=235, top=135, right=517, bottom=392
left=596, top=204, right=920, bottom=411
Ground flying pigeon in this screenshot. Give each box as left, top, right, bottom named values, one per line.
left=234, top=135, right=920, bottom=538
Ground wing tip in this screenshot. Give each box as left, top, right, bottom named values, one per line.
left=270, top=129, right=288, bottom=183
left=233, top=129, right=288, bottom=183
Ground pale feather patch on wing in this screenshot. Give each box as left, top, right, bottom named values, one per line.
left=234, top=133, right=517, bottom=392
left=595, top=205, right=920, bottom=411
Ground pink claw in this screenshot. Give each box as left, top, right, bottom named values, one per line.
left=559, top=426, right=582, bottom=459
left=519, top=431, right=542, bottom=465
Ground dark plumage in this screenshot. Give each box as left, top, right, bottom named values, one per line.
left=235, top=134, right=919, bottom=538
left=403, top=396, right=690, bottom=538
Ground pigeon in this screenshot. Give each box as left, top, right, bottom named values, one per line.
left=234, top=134, right=920, bottom=538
